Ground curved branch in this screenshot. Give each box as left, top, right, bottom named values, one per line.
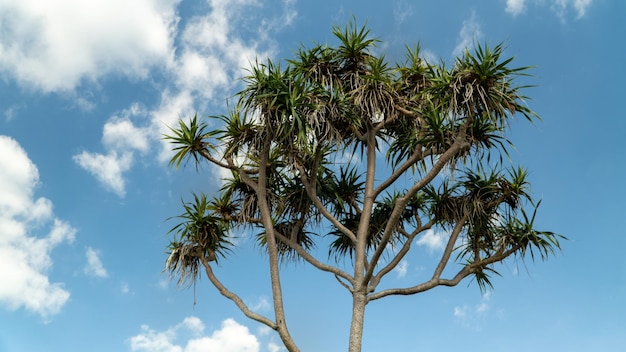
left=335, top=274, right=353, bottom=292
left=198, top=149, right=258, bottom=174
left=367, top=266, right=473, bottom=302
left=368, top=240, right=525, bottom=302
left=200, top=256, right=277, bottom=329
left=473, top=243, right=524, bottom=268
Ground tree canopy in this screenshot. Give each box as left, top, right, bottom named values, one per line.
left=164, top=19, right=563, bottom=352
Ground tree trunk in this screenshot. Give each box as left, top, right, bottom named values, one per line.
left=348, top=290, right=367, bottom=352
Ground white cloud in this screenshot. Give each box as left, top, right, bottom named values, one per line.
left=75, top=1, right=294, bottom=194
left=280, top=0, right=298, bottom=27
left=572, top=0, right=593, bottom=18
left=505, top=0, right=526, bottom=16
left=73, top=103, right=152, bottom=197
left=151, top=0, right=276, bottom=162
left=393, top=0, right=414, bottom=26
left=507, top=0, right=594, bottom=20
left=129, top=317, right=260, bottom=352
left=420, top=49, right=438, bottom=66
left=84, top=247, right=108, bottom=278
left=394, top=260, right=409, bottom=279
left=267, top=342, right=284, bottom=352
left=552, top=0, right=569, bottom=20
left=73, top=150, right=133, bottom=197
left=257, top=326, right=272, bottom=337
left=0, top=0, right=180, bottom=92
left=454, top=291, right=492, bottom=328
left=4, top=105, right=21, bottom=121
left=249, top=296, right=271, bottom=312
left=102, top=105, right=151, bottom=153
left=415, top=229, right=447, bottom=253
left=453, top=11, right=483, bottom=57
left=0, top=135, right=76, bottom=319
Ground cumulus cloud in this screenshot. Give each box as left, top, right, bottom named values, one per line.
left=102, top=108, right=151, bottom=153
left=0, top=0, right=180, bottom=92
left=74, top=104, right=151, bottom=197
left=74, top=1, right=297, bottom=195
left=84, top=247, right=108, bottom=278
left=73, top=150, right=133, bottom=197
left=0, top=135, right=76, bottom=319
left=415, top=229, right=448, bottom=253
left=150, top=0, right=276, bottom=162
left=453, top=11, right=483, bottom=57
left=129, top=317, right=260, bottom=352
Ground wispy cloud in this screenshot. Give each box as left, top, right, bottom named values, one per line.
left=505, top=0, right=526, bottom=16
left=129, top=317, right=260, bottom=352
left=249, top=296, right=271, bottom=312
left=268, top=341, right=285, bottom=352
left=553, top=0, right=593, bottom=20
left=505, top=0, right=594, bottom=20
left=573, top=0, right=593, bottom=18
left=0, top=135, right=76, bottom=320
left=84, top=247, right=108, bottom=278
left=454, top=291, right=492, bottom=329
left=393, top=0, right=414, bottom=26
left=453, top=11, right=483, bottom=57
left=394, top=260, right=409, bottom=279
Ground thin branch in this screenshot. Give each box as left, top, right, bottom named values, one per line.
left=198, top=149, right=258, bottom=174
left=369, top=220, right=435, bottom=291
left=294, top=162, right=358, bottom=243
left=373, top=147, right=423, bottom=198
left=335, top=274, right=353, bottom=292
left=472, top=243, right=524, bottom=268
left=394, top=104, right=421, bottom=120
left=273, top=231, right=355, bottom=286
left=432, top=215, right=468, bottom=280
left=200, top=256, right=277, bottom=329
left=368, top=241, right=525, bottom=302
left=367, top=266, right=473, bottom=302
left=363, top=128, right=471, bottom=286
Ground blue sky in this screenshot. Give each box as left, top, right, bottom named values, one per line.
left=0, top=0, right=624, bottom=351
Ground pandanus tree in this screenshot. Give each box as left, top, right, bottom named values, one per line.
left=164, top=20, right=563, bottom=352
